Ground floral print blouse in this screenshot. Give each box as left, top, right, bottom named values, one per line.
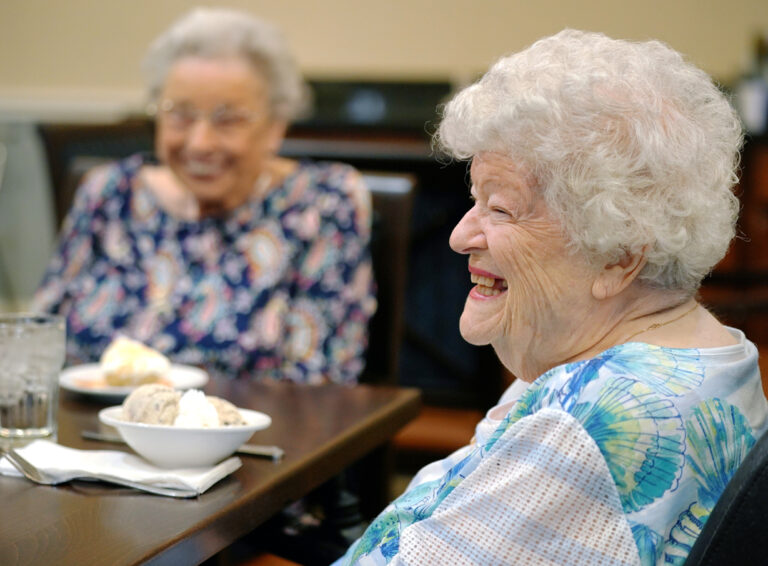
left=336, top=329, right=768, bottom=565
left=34, top=154, right=376, bottom=383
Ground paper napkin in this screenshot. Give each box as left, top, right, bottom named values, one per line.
left=0, top=439, right=241, bottom=495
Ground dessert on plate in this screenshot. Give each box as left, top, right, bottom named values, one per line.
left=122, top=384, right=247, bottom=427
left=100, top=336, right=171, bottom=386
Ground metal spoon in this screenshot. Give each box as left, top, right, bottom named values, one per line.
left=81, top=430, right=285, bottom=461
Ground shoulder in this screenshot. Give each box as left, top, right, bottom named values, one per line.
left=73, top=154, right=143, bottom=208
left=505, top=345, right=719, bottom=478
left=513, top=343, right=715, bottom=419
left=281, top=161, right=372, bottom=235
left=506, top=342, right=767, bottom=511
left=291, top=160, right=368, bottom=201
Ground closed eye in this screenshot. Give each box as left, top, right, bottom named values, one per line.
left=491, top=206, right=515, bottom=219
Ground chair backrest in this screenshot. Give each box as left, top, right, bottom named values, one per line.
left=684, top=428, right=768, bottom=565
left=360, top=172, right=415, bottom=385
left=37, top=120, right=155, bottom=227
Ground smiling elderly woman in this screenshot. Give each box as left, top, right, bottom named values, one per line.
left=33, top=8, right=375, bottom=383
left=335, top=30, right=768, bottom=566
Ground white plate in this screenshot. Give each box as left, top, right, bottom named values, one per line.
left=59, top=363, right=209, bottom=400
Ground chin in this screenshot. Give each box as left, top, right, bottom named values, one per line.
left=185, top=179, right=232, bottom=201
left=458, top=315, right=494, bottom=346
left=171, top=163, right=230, bottom=192
left=194, top=188, right=230, bottom=203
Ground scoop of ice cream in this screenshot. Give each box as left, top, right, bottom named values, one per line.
left=121, top=384, right=246, bottom=427
left=207, top=396, right=248, bottom=426
left=174, top=389, right=220, bottom=427
left=122, top=384, right=181, bottom=425
left=101, top=336, right=171, bottom=386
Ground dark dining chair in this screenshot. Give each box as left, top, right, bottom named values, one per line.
left=359, top=172, right=415, bottom=385
left=37, top=119, right=155, bottom=228
left=684, top=428, right=768, bottom=565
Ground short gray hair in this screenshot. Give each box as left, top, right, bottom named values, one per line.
left=437, top=29, right=743, bottom=292
left=142, top=7, right=310, bottom=121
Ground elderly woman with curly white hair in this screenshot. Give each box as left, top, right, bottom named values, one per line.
left=334, top=30, right=768, bottom=566
left=33, top=8, right=375, bottom=383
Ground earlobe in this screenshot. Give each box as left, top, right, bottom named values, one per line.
left=591, top=277, right=611, bottom=301
left=591, top=248, right=648, bottom=300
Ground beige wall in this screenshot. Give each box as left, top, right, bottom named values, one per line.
left=0, top=0, right=766, bottom=306
left=1, top=0, right=768, bottom=114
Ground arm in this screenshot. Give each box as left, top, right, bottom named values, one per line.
left=340, top=408, right=641, bottom=566
left=395, top=408, right=641, bottom=565
left=32, top=165, right=116, bottom=314
left=277, top=166, right=376, bottom=384
left=402, top=379, right=534, bottom=493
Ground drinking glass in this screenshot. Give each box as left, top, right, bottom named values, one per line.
left=0, top=313, right=65, bottom=443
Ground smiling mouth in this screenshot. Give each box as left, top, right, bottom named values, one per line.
left=183, top=158, right=226, bottom=177
left=470, top=273, right=508, bottom=297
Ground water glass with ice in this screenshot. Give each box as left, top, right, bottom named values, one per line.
left=0, top=314, right=65, bottom=443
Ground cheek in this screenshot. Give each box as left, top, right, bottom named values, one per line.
left=155, top=128, right=190, bottom=160
left=229, top=134, right=270, bottom=166
left=493, top=236, right=570, bottom=331
left=493, top=232, right=555, bottom=295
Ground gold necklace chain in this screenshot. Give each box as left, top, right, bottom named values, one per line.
left=625, top=302, right=699, bottom=343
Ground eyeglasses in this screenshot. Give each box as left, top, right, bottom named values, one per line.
left=150, top=99, right=262, bottom=133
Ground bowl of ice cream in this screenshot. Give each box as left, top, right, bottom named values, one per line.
left=99, top=384, right=271, bottom=468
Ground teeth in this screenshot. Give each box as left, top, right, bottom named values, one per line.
left=474, top=286, right=502, bottom=297
left=185, top=160, right=224, bottom=176
left=470, top=273, right=508, bottom=296
left=470, top=274, right=496, bottom=287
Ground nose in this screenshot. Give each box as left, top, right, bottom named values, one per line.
left=449, top=205, right=486, bottom=254
left=185, top=118, right=218, bottom=152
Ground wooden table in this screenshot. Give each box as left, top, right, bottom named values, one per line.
left=0, top=380, right=420, bottom=566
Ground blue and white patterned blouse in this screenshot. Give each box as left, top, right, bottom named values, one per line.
left=337, top=329, right=768, bottom=565
left=34, top=154, right=376, bottom=383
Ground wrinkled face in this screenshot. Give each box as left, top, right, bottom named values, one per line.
left=155, top=56, right=286, bottom=211
left=449, top=152, right=597, bottom=379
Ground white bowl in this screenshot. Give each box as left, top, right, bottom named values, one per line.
left=98, top=406, right=272, bottom=468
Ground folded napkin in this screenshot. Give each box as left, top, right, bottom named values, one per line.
left=0, top=439, right=241, bottom=495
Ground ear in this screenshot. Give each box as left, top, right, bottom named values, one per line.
left=591, top=247, right=648, bottom=300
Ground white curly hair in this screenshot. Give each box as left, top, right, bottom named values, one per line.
left=142, top=7, right=310, bottom=121
left=437, top=29, right=743, bottom=292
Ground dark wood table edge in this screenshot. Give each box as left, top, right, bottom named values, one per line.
left=141, top=385, right=421, bottom=566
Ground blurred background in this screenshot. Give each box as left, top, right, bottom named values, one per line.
left=2, top=0, right=767, bottom=100
left=1, top=0, right=768, bottom=425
